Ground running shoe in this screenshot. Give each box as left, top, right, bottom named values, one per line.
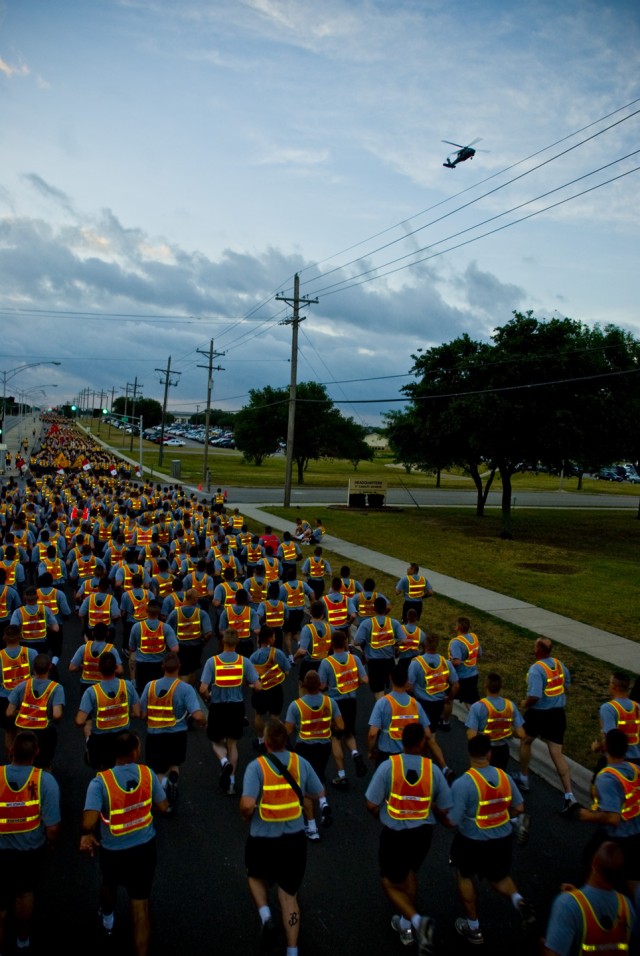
left=455, top=918, right=484, bottom=946
left=390, top=915, right=414, bottom=946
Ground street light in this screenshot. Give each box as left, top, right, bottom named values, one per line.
left=1, top=362, right=62, bottom=434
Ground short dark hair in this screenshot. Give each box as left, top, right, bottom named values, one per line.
left=468, top=733, right=492, bottom=758
left=402, top=723, right=425, bottom=750
left=604, top=729, right=628, bottom=759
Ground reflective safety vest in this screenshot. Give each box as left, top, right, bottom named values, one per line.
left=568, top=888, right=631, bottom=955
left=226, top=606, right=251, bottom=640
left=18, top=606, right=47, bottom=643
left=340, top=578, right=357, bottom=599
left=397, top=624, right=422, bottom=655
left=407, top=575, right=426, bottom=599
left=138, top=621, right=167, bottom=657
left=98, top=766, right=153, bottom=837
left=43, top=556, right=64, bottom=580
left=83, top=577, right=102, bottom=597
left=246, top=579, right=267, bottom=605
left=1, top=560, right=19, bottom=587
left=254, top=647, right=286, bottom=690
left=36, top=588, right=60, bottom=615
left=466, top=767, right=512, bottom=829
left=216, top=555, right=237, bottom=578
left=257, top=753, right=303, bottom=822
left=0, top=586, right=10, bottom=620
left=136, top=527, right=153, bottom=547
left=0, top=646, right=31, bottom=690
left=190, top=572, right=209, bottom=597
left=326, top=654, right=359, bottom=695
left=77, top=556, right=97, bottom=581
left=94, top=680, right=130, bottom=731
left=594, top=765, right=640, bottom=822
left=308, top=557, right=326, bottom=579
left=385, top=694, right=419, bottom=740
left=295, top=696, right=332, bottom=740
left=323, top=594, right=349, bottom=627
left=370, top=617, right=396, bottom=650
left=480, top=698, right=515, bottom=742
left=214, top=654, right=245, bottom=687
left=121, top=564, right=142, bottom=590
left=264, top=601, right=285, bottom=628
left=609, top=700, right=640, bottom=747
left=127, top=590, right=150, bottom=622
left=0, top=767, right=42, bottom=833
left=153, top=574, right=173, bottom=599
left=97, top=519, right=113, bottom=542
left=88, top=594, right=115, bottom=628
left=387, top=754, right=433, bottom=821
left=246, top=544, right=263, bottom=565
left=416, top=655, right=450, bottom=696
left=283, top=581, right=305, bottom=608
left=451, top=632, right=480, bottom=669
left=146, top=679, right=180, bottom=728
left=238, top=532, right=252, bottom=548
left=226, top=534, right=238, bottom=552
left=15, top=679, right=56, bottom=729
left=220, top=581, right=240, bottom=605
left=81, top=642, right=115, bottom=683
left=537, top=658, right=565, bottom=697
left=175, top=607, right=201, bottom=642
left=281, top=542, right=298, bottom=563
left=306, top=623, right=331, bottom=660
left=262, top=557, right=280, bottom=583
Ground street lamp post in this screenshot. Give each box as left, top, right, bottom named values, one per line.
left=1, top=362, right=61, bottom=434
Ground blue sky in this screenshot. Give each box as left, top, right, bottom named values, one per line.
left=0, top=0, right=638, bottom=423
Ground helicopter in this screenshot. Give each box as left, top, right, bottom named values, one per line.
left=442, top=138, right=484, bottom=168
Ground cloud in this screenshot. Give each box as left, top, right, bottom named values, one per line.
left=22, top=174, right=77, bottom=217
left=0, top=55, right=29, bottom=78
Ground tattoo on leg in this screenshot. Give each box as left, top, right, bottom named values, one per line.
left=288, top=911, right=299, bottom=927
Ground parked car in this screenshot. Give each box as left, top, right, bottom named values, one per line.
left=163, top=438, right=185, bottom=447
left=595, top=468, right=623, bottom=482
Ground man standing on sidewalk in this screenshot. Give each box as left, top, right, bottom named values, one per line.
left=516, top=638, right=577, bottom=813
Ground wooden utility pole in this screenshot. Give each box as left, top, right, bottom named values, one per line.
left=156, top=357, right=181, bottom=466
left=197, top=339, right=225, bottom=489
left=127, top=376, right=143, bottom=452
left=276, top=273, right=318, bottom=507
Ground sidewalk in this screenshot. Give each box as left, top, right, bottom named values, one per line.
left=0, top=414, right=42, bottom=477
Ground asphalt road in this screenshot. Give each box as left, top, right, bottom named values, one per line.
left=26, top=606, right=594, bottom=956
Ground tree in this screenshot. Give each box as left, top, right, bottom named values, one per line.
left=112, top=396, right=168, bottom=428
left=394, top=312, right=640, bottom=537
left=190, top=408, right=236, bottom=428
left=234, top=382, right=372, bottom=482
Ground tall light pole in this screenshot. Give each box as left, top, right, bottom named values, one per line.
left=1, top=362, right=61, bottom=434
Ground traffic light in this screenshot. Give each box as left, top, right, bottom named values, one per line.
left=71, top=405, right=77, bottom=411
left=102, top=408, right=108, bottom=415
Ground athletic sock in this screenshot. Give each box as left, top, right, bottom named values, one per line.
left=468, top=919, right=480, bottom=931
left=511, top=892, right=523, bottom=909
left=306, top=819, right=318, bottom=834
left=564, top=791, right=575, bottom=800
left=286, top=948, right=298, bottom=956
left=319, top=796, right=328, bottom=810
left=259, top=906, right=271, bottom=924
left=229, top=775, right=235, bottom=785
left=17, top=939, right=30, bottom=950
left=351, top=749, right=360, bottom=757
left=101, top=912, right=114, bottom=931
left=258, top=736, right=264, bottom=744
left=399, top=916, right=412, bottom=931
left=337, top=769, right=346, bottom=779
left=410, top=914, right=422, bottom=932
left=220, top=757, right=229, bottom=767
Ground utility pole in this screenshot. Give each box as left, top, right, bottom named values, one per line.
left=123, top=383, right=130, bottom=424
left=276, top=273, right=318, bottom=507
left=127, top=376, right=143, bottom=452
left=156, top=357, right=181, bottom=467
left=196, top=339, right=225, bottom=489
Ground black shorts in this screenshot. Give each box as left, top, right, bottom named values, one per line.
left=523, top=707, right=566, bottom=745
left=295, top=741, right=331, bottom=783
left=299, top=659, right=325, bottom=684
left=367, top=658, right=395, bottom=694
left=0, top=846, right=46, bottom=907
left=379, top=824, right=433, bottom=883
left=402, top=600, right=422, bottom=622
left=145, top=731, right=188, bottom=774
left=285, top=610, right=304, bottom=635
left=135, top=660, right=163, bottom=695
left=489, top=744, right=511, bottom=770
left=32, top=725, right=57, bottom=769
left=245, top=831, right=307, bottom=895
left=458, top=674, right=480, bottom=704
left=308, top=579, right=325, bottom=599
left=251, top=685, right=284, bottom=717
left=450, top=833, right=513, bottom=882
left=178, top=643, right=202, bottom=675
left=422, top=699, right=445, bottom=731
left=0, top=697, right=14, bottom=733
left=87, top=732, right=121, bottom=771
left=99, top=837, right=157, bottom=900
left=237, top=638, right=255, bottom=659
left=207, top=701, right=245, bottom=742
left=332, top=698, right=357, bottom=738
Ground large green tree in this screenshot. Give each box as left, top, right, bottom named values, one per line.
left=234, top=381, right=372, bottom=482
left=112, top=396, right=170, bottom=428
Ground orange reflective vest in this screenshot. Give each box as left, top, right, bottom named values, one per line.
left=450, top=632, right=480, bottom=669
left=306, top=623, right=331, bottom=660
left=385, top=694, right=419, bottom=740
left=568, top=888, right=631, bottom=955
left=146, top=679, right=180, bottom=728
left=246, top=579, right=267, bottom=605
left=283, top=581, right=305, bottom=608
left=0, top=646, right=31, bottom=690
left=416, top=655, right=450, bottom=696
left=43, top=556, right=64, bottom=580
left=88, top=594, right=115, bottom=628
left=190, top=572, right=209, bottom=597
left=226, top=606, right=251, bottom=640
left=387, top=754, right=433, bottom=821
left=480, top=698, right=515, bottom=742
left=0, top=767, right=42, bottom=833
left=77, top=556, right=97, bottom=581
left=262, top=557, right=280, bottom=583
left=594, top=766, right=640, bottom=822
left=340, top=578, right=357, bottom=599
left=127, top=590, right=150, bottom=622
left=608, top=700, right=640, bottom=747
left=257, top=753, right=302, bottom=822
left=0, top=586, right=10, bottom=620
left=15, top=680, right=56, bottom=730
left=466, top=767, right=512, bottom=829
left=254, top=647, right=286, bottom=690
left=307, top=557, right=326, bottom=579
left=136, top=527, right=153, bottom=547
left=121, top=564, right=142, bottom=590
left=281, top=542, right=298, bottom=563
left=264, top=601, right=285, bottom=628
left=214, top=654, right=244, bottom=687
left=323, top=594, right=349, bottom=627
left=370, top=617, right=395, bottom=650
left=295, top=696, right=332, bottom=740
left=326, top=654, right=359, bottom=695
left=2, top=560, right=19, bottom=587
left=153, top=574, right=173, bottom=599
left=246, top=544, right=263, bottom=565
left=407, top=575, right=426, bottom=598
left=138, top=621, right=167, bottom=657
left=175, top=607, right=201, bottom=642
left=537, top=658, right=565, bottom=697
left=81, top=642, right=115, bottom=683
left=397, top=624, right=421, bottom=655
left=36, top=588, right=60, bottom=615
left=98, top=766, right=153, bottom=837
left=94, top=680, right=130, bottom=731
left=18, top=606, right=47, bottom=643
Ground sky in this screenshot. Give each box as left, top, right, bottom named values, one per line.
left=0, top=0, right=639, bottom=425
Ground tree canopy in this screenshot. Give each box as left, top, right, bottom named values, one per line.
left=234, top=381, right=373, bottom=481
left=386, top=312, right=640, bottom=536
left=112, top=396, right=169, bottom=429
